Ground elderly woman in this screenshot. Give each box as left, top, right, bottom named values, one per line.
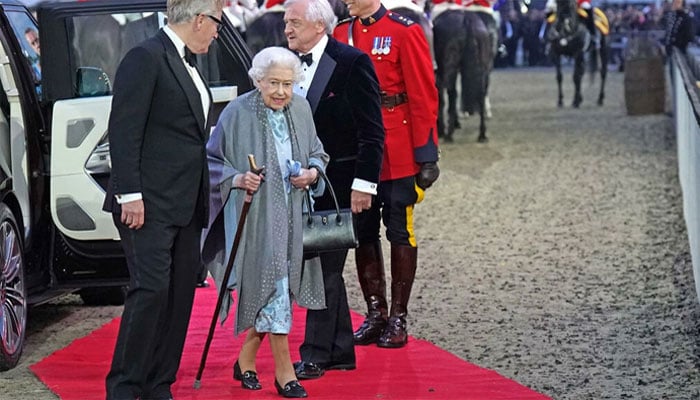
left=202, top=46, right=329, bottom=398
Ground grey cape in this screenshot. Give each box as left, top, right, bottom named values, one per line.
left=201, top=90, right=329, bottom=336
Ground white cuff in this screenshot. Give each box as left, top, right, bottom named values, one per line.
left=116, top=192, right=142, bottom=204
left=351, top=178, right=378, bottom=195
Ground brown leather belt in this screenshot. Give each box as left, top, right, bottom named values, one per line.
left=380, top=92, right=408, bottom=108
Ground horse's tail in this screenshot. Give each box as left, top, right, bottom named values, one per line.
left=460, top=12, right=490, bottom=114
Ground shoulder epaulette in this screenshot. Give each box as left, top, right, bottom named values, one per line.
left=337, top=17, right=353, bottom=26
left=388, top=12, right=415, bottom=26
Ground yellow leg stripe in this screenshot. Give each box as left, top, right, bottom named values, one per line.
left=415, top=184, right=425, bottom=204
left=406, top=203, right=416, bottom=247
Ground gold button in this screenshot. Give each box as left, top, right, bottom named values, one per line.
left=362, top=28, right=367, bottom=33
left=378, top=56, right=382, bottom=60
left=403, top=120, right=407, bottom=124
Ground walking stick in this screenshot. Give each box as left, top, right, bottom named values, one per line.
left=194, top=154, right=264, bottom=389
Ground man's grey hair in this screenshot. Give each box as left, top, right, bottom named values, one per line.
left=167, top=0, right=225, bottom=25
left=284, top=0, right=338, bottom=34
left=248, top=47, right=304, bottom=86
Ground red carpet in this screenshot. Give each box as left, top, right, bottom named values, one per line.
left=31, top=280, right=550, bottom=400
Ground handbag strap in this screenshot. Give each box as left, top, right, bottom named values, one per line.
left=283, top=107, right=343, bottom=223
left=304, top=168, right=344, bottom=223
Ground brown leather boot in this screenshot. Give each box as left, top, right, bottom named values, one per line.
left=353, top=241, right=388, bottom=345
left=378, top=245, right=417, bottom=349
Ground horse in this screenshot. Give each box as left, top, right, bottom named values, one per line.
left=433, top=8, right=494, bottom=142
left=546, top=0, right=608, bottom=107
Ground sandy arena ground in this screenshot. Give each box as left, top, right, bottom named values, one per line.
left=1, top=67, right=699, bottom=400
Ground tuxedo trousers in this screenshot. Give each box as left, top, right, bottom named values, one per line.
left=299, top=249, right=356, bottom=366
left=106, top=213, right=202, bottom=400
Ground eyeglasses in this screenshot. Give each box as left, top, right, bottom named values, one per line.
left=261, top=79, right=294, bottom=91
left=203, top=14, right=223, bottom=32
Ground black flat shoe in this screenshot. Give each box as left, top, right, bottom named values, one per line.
left=274, top=379, right=308, bottom=398
left=233, top=360, right=262, bottom=390
left=293, top=361, right=325, bottom=380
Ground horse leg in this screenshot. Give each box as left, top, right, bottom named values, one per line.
left=484, top=95, right=492, bottom=119
left=597, top=40, right=607, bottom=106
left=555, top=56, right=564, bottom=108
left=478, top=108, right=488, bottom=143
left=478, top=75, right=490, bottom=142
left=437, top=87, right=447, bottom=139
left=572, top=53, right=584, bottom=108
left=477, top=86, right=489, bottom=143
left=447, top=84, right=458, bottom=141
left=436, top=73, right=447, bottom=139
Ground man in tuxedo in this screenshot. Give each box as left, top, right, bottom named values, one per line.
left=284, top=0, right=385, bottom=380
left=103, top=1, right=223, bottom=398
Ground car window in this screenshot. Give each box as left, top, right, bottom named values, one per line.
left=66, top=12, right=247, bottom=97
left=4, top=10, right=41, bottom=99
left=70, top=12, right=163, bottom=91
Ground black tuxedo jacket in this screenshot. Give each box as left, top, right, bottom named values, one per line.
left=103, top=29, right=210, bottom=227
left=306, top=37, right=384, bottom=210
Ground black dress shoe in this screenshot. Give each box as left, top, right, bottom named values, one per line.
left=233, top=360, right=262, bottom=390
left=324, top=361, right=356, bottom=371
left=274, top=379, right=308, bottom=398
left=293, top=361, right=325, bottom=380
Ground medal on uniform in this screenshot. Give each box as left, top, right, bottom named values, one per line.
left=372, top=36, right=380, bottom=55
left=383, top=37, right=392, bottom=55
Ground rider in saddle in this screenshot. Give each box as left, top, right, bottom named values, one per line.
left=545, top=0, right=599, bottom=48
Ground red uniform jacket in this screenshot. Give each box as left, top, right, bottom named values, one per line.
left=334, top=6, right=439, bottom=181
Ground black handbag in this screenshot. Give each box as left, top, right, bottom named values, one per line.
left=302, top=169, right=359, bottom=255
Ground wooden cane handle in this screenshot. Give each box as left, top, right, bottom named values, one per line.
left=247, top=154, right=264, bottom=175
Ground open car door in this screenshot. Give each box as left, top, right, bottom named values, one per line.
left=37, top=0, right=253, bottom=242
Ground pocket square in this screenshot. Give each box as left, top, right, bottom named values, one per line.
left=325, top=91, right=336, bottom=99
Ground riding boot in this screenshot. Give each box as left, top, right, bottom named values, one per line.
left=377, top=244, right=417, bottom=349
left=353, top=241, right=388, bottom=345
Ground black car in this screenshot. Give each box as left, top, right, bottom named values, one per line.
left=0, top=0, right=253, bottom=370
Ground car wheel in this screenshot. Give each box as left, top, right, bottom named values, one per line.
left=79, top=286, right=127, bottom=306
left=0, top=203, right=26, bottom=371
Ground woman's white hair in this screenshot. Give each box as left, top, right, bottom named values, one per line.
left=248, top=47, right=304, bottom=87
left=167, top=0, right=225, bottom=25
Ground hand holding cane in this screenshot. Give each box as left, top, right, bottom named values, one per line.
left=194, top=154, right=264, bottom=389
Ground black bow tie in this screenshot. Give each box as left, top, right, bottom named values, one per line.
left=184, top=47, right=197, bottom=68
left=299, top=53, right=313, bottom=66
